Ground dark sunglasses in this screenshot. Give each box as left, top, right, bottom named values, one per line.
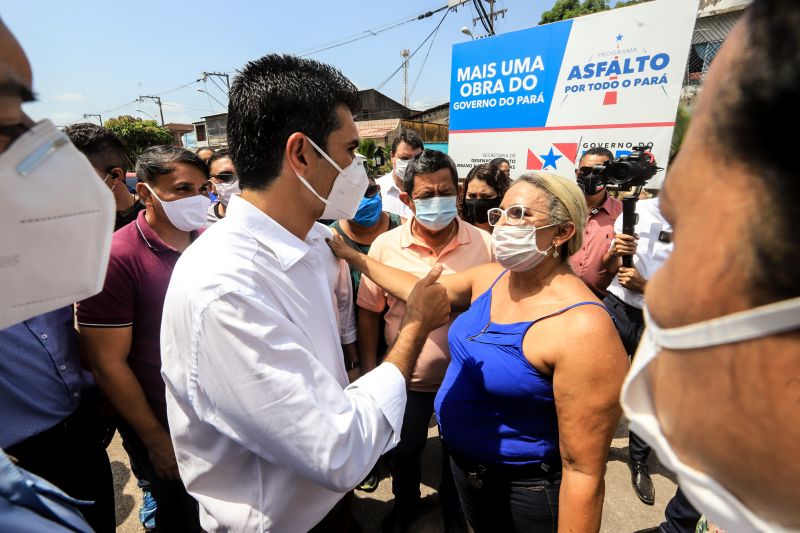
left=212, top=172, right=238, bottom=184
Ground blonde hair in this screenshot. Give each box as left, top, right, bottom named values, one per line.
left=513, top=172, right=587, bottom=260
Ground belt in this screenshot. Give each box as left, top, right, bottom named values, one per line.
left=451, top=452, right=561, bottom=488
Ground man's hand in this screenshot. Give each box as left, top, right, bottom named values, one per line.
left=404, top=265, right=450, bottom=332
left=147, top=433, right=180, bottom=480
left=610, top=233, right=638, bottom=257
left=326, top=234, right=360, bottom=264
left=618, top=266, right=647, bottom=293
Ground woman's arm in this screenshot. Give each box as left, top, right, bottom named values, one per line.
left=326, top=234, right=479, bottom=310
left=551, top=306, right=630, bottom=532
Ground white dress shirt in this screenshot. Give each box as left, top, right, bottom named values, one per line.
left=376, top=171, right=413, bottom=220
left=607, top=197, right=673, bottom=309
left=160, top=195, right=406, bottom=532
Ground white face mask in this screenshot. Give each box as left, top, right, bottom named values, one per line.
left=492, top=224, right=555, bottom=272
left=144, top=183, right=209, bottom=232
left=0, top=120, right=115, bottom=330
left=215, top=179, right=240, bottom=206
left=295, top=136, right=368, bottom=220
left=394, top=157, right=411, bottom=179
left=622, top=297, right=800, bottom=533
left=102, top=172, right=117, bottom=192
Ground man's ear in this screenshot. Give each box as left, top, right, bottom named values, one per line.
left=284, top=132, right=316, bottom=178
left=136, top=182, right=154, bottom=207
left=110, top=167, right=126, bottom=183
left=400, top=191, right=415, bottom=213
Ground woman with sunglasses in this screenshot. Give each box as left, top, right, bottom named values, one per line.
left=206, top=150, right=240, bottom=226
left=458, top=163, right=512, bottom=234
left=328, top=172, right=628, bottom=532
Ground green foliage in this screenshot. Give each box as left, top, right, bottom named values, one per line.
left=538, top=0, right=649, bottom=24
left=539, top=0, right=609, bottom=24
left=669, top=104, right=691, bottom=164
left=357, top=139, right=377, bottom=160
left=104, top=115, right=174, bottom=164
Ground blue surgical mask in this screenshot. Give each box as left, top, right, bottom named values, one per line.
left=413, top=196, right=458, bottom=231
left=352, top=194, right=383, bottom=227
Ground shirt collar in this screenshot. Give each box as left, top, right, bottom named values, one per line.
left=400, top=217, right=470, bottom=252
left=224, top=194, right=311, bottom=271
left=590, top=192, right=616, bottom=216
left=134, top=209, right=200, bottom=253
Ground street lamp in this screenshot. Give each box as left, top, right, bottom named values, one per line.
left=460, top=27, right=475, bottom=40
left=196, top=89, right=227, bottom=110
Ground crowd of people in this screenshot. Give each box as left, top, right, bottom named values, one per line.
left=1, top=1, right=799, bottom=532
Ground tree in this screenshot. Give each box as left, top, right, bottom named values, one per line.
left=539, top=0, right=609, bottom=24
left=538, top=0, right=649, bottom=24
left=104, top=115, right=174, bottom=164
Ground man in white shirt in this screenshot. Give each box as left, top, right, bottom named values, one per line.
left=376, top=131, right=424, bottom=221
left=160, top=54, right=451, bottom=532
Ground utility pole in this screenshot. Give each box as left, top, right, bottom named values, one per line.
left=472, top=0, right=507, bottom=35
left=200, top=71, right=230, bottom=92
left=138, top=95, right=164, bottom=125
left=83, top=113, right=103, bottom=126
left=401, top=49, right=410, bottom=108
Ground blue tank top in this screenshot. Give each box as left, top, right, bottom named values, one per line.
left=434, top=269, right=608, bottom=467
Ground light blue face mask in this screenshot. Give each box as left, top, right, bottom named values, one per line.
left=413, top=195, right=458, bottom=231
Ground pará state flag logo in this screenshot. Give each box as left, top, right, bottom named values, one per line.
left=526, top=143, right=578, bottom=172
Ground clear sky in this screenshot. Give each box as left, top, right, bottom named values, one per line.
left=2, top=0, right=565, bottom=127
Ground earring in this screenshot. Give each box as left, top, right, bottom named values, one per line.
left=553, top=245, right=559, bottom=258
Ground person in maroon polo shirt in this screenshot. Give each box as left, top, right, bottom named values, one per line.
left=569, top=147, right=623, bottom=297
left=77, top=145, right=211, bottom=533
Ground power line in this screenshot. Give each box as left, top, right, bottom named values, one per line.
left=374, top=7, right=451, bottom=93
left=409, top=12, right=447, bottom=97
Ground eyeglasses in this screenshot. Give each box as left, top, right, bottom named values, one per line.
left=211, top=172, right=237, bottom=184
left=364, top=182, right=380, bottom=198
left=487, top=204, right=552, bottom=227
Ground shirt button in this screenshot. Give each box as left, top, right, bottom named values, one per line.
left=60, top=365, right=66, bottom=371
left=40, top=333, right=48, bottom=340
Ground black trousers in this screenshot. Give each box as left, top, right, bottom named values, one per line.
left=660, top=488, right=702, bottom=533
left=117, top=422, right=201, bottom=533
left=6, top=396, right=116, bottom=533
left=389, top=390, right=460, bottom=521
left=603, top=292, right=651, bottom=463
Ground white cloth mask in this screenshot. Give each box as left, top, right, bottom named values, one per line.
left=215, top=180, right=240, bottom=206
left=394, top=158, right=411, bottom=179
left=622, top=297, right=800, bottom=533
left=295, top=137, right=368, bottom=220
left=492, top=224, right=555, bottom=272
left=0, top=120, right=115, bottom=330
left=144, top=183, right=209, bottom=231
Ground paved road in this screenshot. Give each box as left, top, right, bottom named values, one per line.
left=111, top=419, right=677, bottom=532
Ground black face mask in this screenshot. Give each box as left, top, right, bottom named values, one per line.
left=464, top=197, right=502, bottom=224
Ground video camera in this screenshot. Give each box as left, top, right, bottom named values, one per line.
left=582, top=143, right=660, bottom=192
left=583, top=143, right=662, bottom=268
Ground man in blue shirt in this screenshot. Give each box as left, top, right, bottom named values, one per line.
left=0, top=307, right=115, bottom=532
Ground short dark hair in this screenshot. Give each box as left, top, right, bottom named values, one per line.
left=578, top=147, right=613, bottom=165
left=404, top=149, right=458, bottom=196
left=489, top=157, right=509, bottom=167
left=207, top=149, right=233, bottom=175
left=458, top=163, right=512, bottom=216
left=227, top=54, right=361, bottom=191
left=64, top=123, right=129, bottom=172
left=711, top=1, right=800, bottom=302
left=391, top=130, right=424, bottom=155
left=135, top=145, right=209, bottom=184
